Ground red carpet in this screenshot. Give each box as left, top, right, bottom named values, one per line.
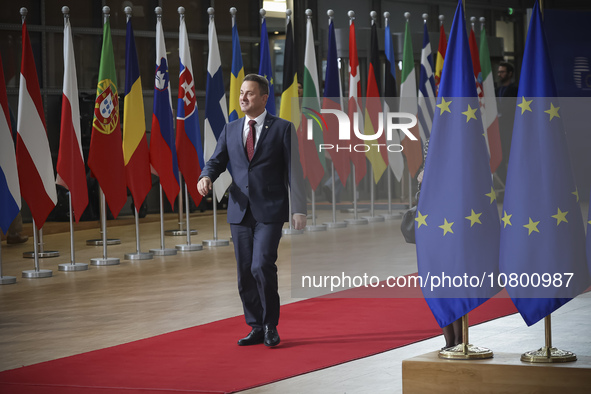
left=0, top=289, right=517, bottom=393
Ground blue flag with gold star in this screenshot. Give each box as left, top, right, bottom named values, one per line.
left=415, top=0, right=501, bottom=328
left=499, top=1, right=590, bottom=327
left=258, top=18, right=276, bottom=115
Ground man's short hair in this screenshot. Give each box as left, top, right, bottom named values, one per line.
left=243, top=74, right=269, bottom=96
left=499, top=61, right=514, bottom=75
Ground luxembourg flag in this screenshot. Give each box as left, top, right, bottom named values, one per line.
left=176, top=13, right=204, bottom=207
left=0, top=55, right=20, bottom=233
left=150, top=14, right=179, bottom=208
left=56, top=13, right=88, bottom=223
left=204, top=12, right=232, bottom=202
left=16, top=20, right=57, bottom=229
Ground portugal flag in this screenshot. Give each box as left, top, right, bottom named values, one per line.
left=88, top=16, right=127, bottom=218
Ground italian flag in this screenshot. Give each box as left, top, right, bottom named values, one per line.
left=479, top=26, right=502, bottom=173
left=399, top=18, right=423, bottom=177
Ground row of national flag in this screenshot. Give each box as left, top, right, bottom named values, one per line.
left=281, top=8, right=506, bottom=199
left=1, top=7, right=506, bottom=234
left=416, top=0, right=590, bottom=332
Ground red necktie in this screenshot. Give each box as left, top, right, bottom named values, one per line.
left=246, top=119, right=256, bottom=161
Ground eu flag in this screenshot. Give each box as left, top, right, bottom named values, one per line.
left=416, top=0, right=501, bottom=328
left=258, top=18, right=276, bottom=115
left=499, top=1, right=590, bottom=326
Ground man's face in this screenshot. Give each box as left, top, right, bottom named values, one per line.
left=497, top=66, right=512, bottom=84
left=240, top=81, right=268, bottom=117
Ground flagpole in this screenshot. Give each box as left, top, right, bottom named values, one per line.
left=302, top=9, right=326, bottom=232
left=86, top=185, right=121, bottom=246
left=148, top=7, right=177, bottom=256
left=121, top=6, right=153, bottom=261
left=344, top=11, right=368, bottom=226
left=381, top=12, right=399, bottom=221
left=59, top=190, right=89, bottom=271
left=166, top=175, right=196, bottom=236
left=86, top=6, right=121, bottom=248
left=0, top=241, right=17, bottom=284
left=176, top=183, right=202, bottom=251
left=19, top=8, right=52, bottom=279
left=90, top=189, right=120, bottom=265
left=23, top=226, right=59, bottom=258
left=151, top=184, right=177, bottom=256
left=282, top=9, right=304, bottom=236
left=202, top=7, right=230, bottom=247
left=22, top=219, right=53, bottom=278
left=363, top=11, right=384, bottom=225
left=323, top=9, right=346, bottom=230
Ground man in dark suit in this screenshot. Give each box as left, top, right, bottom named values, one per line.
left=197, top=74, right=307, bottom=347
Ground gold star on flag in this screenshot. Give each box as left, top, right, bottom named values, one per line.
left=545, top=102, right=560, bottom=121
left=523, top=217, right=540, bottom=235
left=437, top=97, right=452, bottom=115
left=485, top=187, right=496, bottom=204
left=551, top=208, right=568, bottom=226
left=501, top=211, right=512, bottom=228
left=415, top=211, right=428, bottom=228
left=465, top=210, right=482, bottom=227
left=572, top=189, right=579, bottom=202
left=517, top=97, right=533, bottom=114
left=462, top=104, right=478, bottom=122
left=439, top=218, right=454, bottom=236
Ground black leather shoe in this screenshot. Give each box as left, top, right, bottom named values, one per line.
left=237, top=328, right=264, bottom=346
left=264, top=325, right=280, bottom=347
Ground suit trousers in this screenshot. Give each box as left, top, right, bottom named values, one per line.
left=230, top=207, right=284, bottom=328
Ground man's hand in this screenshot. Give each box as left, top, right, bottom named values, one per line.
left=292, top=214, right=307, bottom=230
left=197, top=177, right=212, bottom=197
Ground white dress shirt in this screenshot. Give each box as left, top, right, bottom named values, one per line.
left=242, top=109, right=267, bottom=149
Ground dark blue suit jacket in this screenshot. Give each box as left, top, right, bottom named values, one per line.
left=201, top=113, right=307, bottom=224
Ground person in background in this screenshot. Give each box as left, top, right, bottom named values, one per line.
left=495, top=62, right=518, bottom=188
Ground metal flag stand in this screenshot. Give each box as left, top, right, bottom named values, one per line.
left=306, top=188, right=327, bottom=232
left=90, top=189, right=120, bottom=266
left=438, top=314, right=493, bottom=360
left=165, top=174, right=196, bottom=236
left=520, top=314, right=577, bottom=363
left=344, top=163, right=368, bottom=225
left=381, top=169, right=400, bottom=220
left=86, top=186, right=121, bottom=246
left=202, top=188, right=230, bottom=247
left=58, top=190, right=89, bottom=271
left=0, top=242, right=17, bottom=285
left=124, top=197, right=153, bottom=260
left=176, top=182, right=202, bottom=252
left=324, top=161, right=347, bottom=229
left=283, top=186, right=305, bottom=235
left=362, top=165, right=385, bottom=223
left=22, top=219, right=53, bottom=278
left=150, top=185, right=177, bottom=257
left=22, top=226, right=59, bottom=258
